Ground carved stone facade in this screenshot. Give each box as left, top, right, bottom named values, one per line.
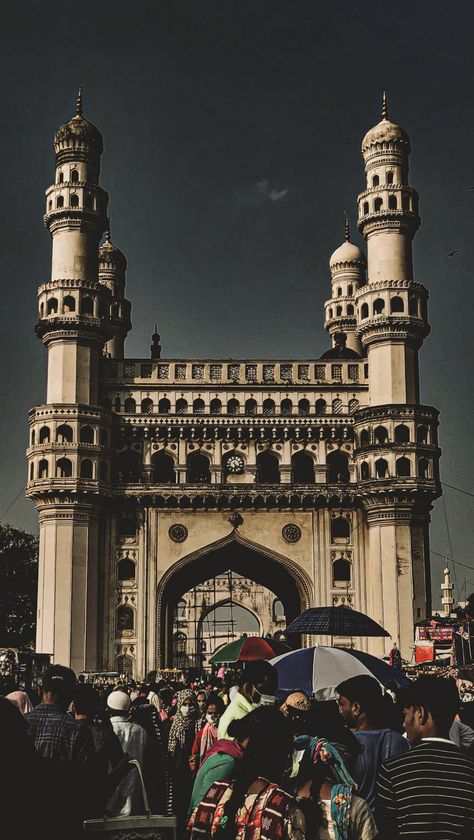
left=26, top=92, right=441, bottom=677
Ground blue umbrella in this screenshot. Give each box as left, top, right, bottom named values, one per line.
left=270, top=645, right=410, bottom=700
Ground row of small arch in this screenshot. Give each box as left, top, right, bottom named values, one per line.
left=48, top=192, right=104, bottom=213
left=31, top=424, right=107, bottom=446
left=358, top=424, right=430, bottom=447
left=40, top=295, right=115, bottom=319
left=328, top=295, right=419, bottom=321
left=360, top=194, right=418, bottom=215
left=111, top=396, right=360, bottom=416
left=360, top=456, right=431, bottom=480
left=31, top=457, right=108, bottom=480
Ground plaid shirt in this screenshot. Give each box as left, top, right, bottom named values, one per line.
left=26, top=703, right=92, bottom=765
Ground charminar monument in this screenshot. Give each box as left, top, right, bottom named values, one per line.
left=26, top=90, right=441, bottom=678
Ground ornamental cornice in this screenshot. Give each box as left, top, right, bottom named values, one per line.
left=111, top=485, right=361, bottom=509
left=355, top=320, right=430, bottom=345
left=358, top=185, right=418, bottom=200
left=44, top=213, right=106, bottom=234
left=36, top=321, right=112, bottom=344
left=357, top=215, right=420, bottom=236
left=36, top=502, right=102, bottom=520
left=353, top=403, right=439, bottom=423
left=354, top=279, right=428, bottom=295
left=38, top=278, right=111, bottom=294
left=26, top=478, right=112, bottom=501
left=356, top=484, right=439, bottom=509
left=28, top=404, right=112, bottom=422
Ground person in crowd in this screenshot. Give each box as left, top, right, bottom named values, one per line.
left=168, top=688, right=200, bottom=831
left=0, top=697, right=46, bottom=836
left=388, top=644, right=402, bottom=671
left=73, top=683, right=130, bottom=818
left=187, top=706, right=306, bottom=839
left=376, top=675, right=474, bottom=838
left=106, top=689, right=148, bottom=817
left=25, top=665, right=94, bottom=837
left=197, top=688, right=209, bottom=726
left=217, top=660, right=278, bottom=739
left=449, top=713, right=474, bottom=751
left=336, top=676, right=408, bottom=813
left=295, top=701, right=377, bottom=839
left=190, top=694, right=225, bottom=772
left=129, top=682, right=174, bottom=815
left=6, top=688, right=33, bottom=714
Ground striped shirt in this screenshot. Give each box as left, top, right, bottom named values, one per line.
left=376, top=739, right=474, bottom=838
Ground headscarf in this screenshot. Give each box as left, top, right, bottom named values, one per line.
left=168, top=689, right=199, bottom=755
left=303, top=736, right=355, bottom=840
left=6, top=691, right=33, bottom=715
left=280, top=691, right=311, bottom=716
left=198, top=719, right=218, bottom=763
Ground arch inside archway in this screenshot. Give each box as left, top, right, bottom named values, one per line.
left=157, top=532, right=311, bottom=667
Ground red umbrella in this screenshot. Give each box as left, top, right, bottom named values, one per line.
left=209, top=635, right=290, bottom=664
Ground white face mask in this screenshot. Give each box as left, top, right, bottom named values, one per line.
left=180, top=705, right=191, bottom=717
left=206, top=712, right=218, bottom=724
left=258, top=694, right=276, bottom=707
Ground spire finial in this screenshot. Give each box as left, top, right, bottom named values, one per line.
left=381, top=90, right=388, bottom=120
left=76, top=85, right=84, bottom=117
left=344, top=216, right=350, bottom=242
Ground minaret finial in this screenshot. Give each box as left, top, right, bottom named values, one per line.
left=344, top=216, right=350, bottom=242
left=381, top=90, right=388, bottom=120
left=76, top=85, right=84, bottom=117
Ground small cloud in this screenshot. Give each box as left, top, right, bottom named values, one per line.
left=268, top=187, right=288, bottom=202
left=256, top=179, right=289, bottom=202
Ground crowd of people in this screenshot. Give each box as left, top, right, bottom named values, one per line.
left=1, top=659, right=474, bottom=839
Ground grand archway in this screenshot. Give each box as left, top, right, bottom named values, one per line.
left=156, top=530, right=312, bottom=667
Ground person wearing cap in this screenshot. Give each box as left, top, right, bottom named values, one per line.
left=106, top=689, right=149, bottom=817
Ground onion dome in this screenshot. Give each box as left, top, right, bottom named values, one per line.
left=320, top=331, right=361, bottom=360
left=362, top=92, right=410, bottom=154
left=54, top=87, right=104, bottom=157
left=99, top=228, right=127, bottom=269
left=329, top=218, right=366, bottom=269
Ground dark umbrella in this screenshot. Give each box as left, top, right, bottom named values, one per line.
left=285, top=606, right=389, bottom=638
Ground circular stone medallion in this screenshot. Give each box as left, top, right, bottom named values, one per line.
left=169, top=523, right=188, bottom=543
left=282, top=523, right=302, bottom=543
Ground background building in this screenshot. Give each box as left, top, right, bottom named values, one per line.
left=26, top=92, right=441, bottom=677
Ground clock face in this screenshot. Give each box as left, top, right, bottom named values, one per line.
left=226, top=453, right=245, bottom=474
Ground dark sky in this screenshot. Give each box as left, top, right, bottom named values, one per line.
left=1, top=0, right=473, bottom=606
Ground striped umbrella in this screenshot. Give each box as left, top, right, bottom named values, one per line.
left=270, top=645, right=410, bottom=700
left=209, top=636, right=290, bottom=664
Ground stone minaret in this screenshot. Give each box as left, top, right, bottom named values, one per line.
left=325, top=218, right=366, bottom=355
left=99, top=228, right=131, bottom=358
left=352, top=95, right=441, bottom=658
left=441, top=566, right=454, bottom=616
left=26, top=90, right=113, bottom=672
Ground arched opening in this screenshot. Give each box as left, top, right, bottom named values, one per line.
left=193, top=398, right=205, bottom=414
left=245, top=398, right=257, bottom=415
left=56, top=195, right=64, bottom=209
left=361, top=461, right=370, bottom=480
left=390, top=296, right=404, bottom=313
left=118, top=511, right=137, bottom=538
left=388, top=194, right=398, bottom=210
left=81, top=296, right=94, bottom=315
left=70, top=194, right=79, bottom=208
left=375, top=458, right=388, bottom=479
left=210, top=398, right=222, bottom=415
left=152, top=451, right=176, bottom=484
left=115, top=654, right=134, bottom=679
left=291, top=450, right=315, bottom=484
left=38, top=459, right=49, bottom=478
left=273, top=599, right=285, bottom=621
left=417, top=425, right=429, bottom=444
left=117, top=605, right=134, bottom=633
left=281, top=398, right=293, bottom=415
left=80, top=459, right=94, bottom=479
left=114, top=397, right=121, bottom=413
left=347, top=304, right=354, bottom=316
left=348, top=285, right=353, bottom=296
left=372, top=175, right=379, bottom=187
left=158, top=531, right=310, bottom=667
left=336, top=305, right=343, bottom=316
left=394, top=424, right=410, bottom=443
left=56, top=423, right=73, bottom=443
left=373, top=298, right=385, bottom=315
left=39, top=426, right=50, bottom=444
left=327, top=450, right=350, bottom=483
left=118, top=557, right=135, bottom=581
left=332, top=398, right=343, bottom=414
left=298, top=398, right=310, bottom=415
left=187, top=451, right=211, bottom=483
left=158, top=398, right=171, bottom=414
left=361, top=302, right=369, bottom=319
left=227, top=398, right=239, bottom=415
left=396, top=456, right=411, bottom=477
left=348, top=398, right=359, bottom=414
left=70, top=169, right=79, bottom=183
left=331, top=515, right=351, bottom=541
left=333, top=557, right=351, bottom=585
left=386, top=172, right=394, bottom=184
left=47, top=298, right=58, bottom=315
left=337, top=287, right=342, bottom=297
left=256, top=450, right=280, bottom=483
left=173, top=632, right=188, bottom=667
left=328, top=308, right=333, bottom=318
left=374, top=197, right=383, bottom=212
left=114, top=448, right=141, bottom=482
left=58, top=171, right=64, bottom=184
left=374, top=425, right=388, bottom=445
left=80, top=425, right=94, bottom=444
left=363, top=201, right=369, bottom=215
left=56, top=457, right=72, bottom=478
left=360, top=429, right=370, bottom=447
left=263, top=398, right=275, bottom=416
left=30, top=429, right=35, bottom=446
left=124, top=397, right=136, bottom=413
left=141, top=397, right=153, bottom=414
left=29, top=462, right=34, bottom=481
left=418, top=457, right=430, bottom=479
left=409, top=296, right=418, bottom=316
left=315, top=398, right=327, bottom=414
left=63, top=295, right=76, bottom=313
left=176, top=398, right=188, bottom=414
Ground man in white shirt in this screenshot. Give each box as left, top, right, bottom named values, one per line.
left=106, top=690, right=148, bottom=816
